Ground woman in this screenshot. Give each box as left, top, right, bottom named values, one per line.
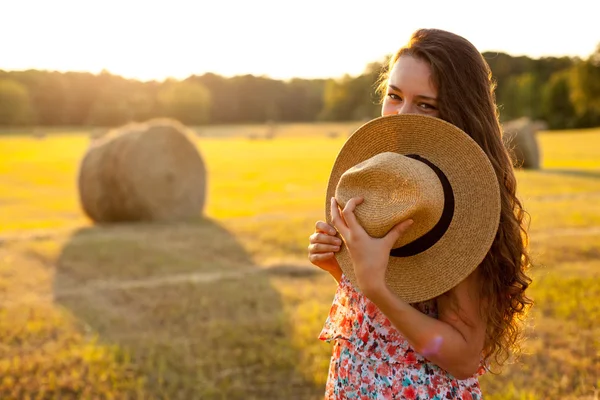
left=308, top=28, right=533, bottom=399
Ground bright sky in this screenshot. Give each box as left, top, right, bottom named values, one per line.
left=2, top=0, right=598, bottom=82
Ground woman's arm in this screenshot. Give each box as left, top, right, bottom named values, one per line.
left=328, top=268, right=343, bottom=284
left=330, top=196, right=486, bottom=379
left=365, top=270, right=486, bottom=379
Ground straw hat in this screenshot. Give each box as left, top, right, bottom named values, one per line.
left=326, top=114, right=501, bottom=303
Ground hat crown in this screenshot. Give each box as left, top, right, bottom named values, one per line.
left=335, top=152, right=445, bottom=248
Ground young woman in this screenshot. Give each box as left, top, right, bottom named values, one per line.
left=308, top=28, right=533, bottom=399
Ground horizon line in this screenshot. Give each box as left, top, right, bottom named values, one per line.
left=0, top=49, right=591, bottom=84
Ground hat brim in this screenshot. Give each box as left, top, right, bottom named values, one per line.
left=326, top=114, right=501, bottom=303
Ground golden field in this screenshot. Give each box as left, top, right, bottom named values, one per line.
left=0, top=123, right=599, bottom=399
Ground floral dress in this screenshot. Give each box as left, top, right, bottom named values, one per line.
left=319, top=275, right=486, bottom=399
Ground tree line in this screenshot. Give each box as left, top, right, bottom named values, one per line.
left=1, top=45, right=599, bottom=130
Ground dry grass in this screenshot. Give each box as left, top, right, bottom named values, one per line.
left=0, top=125, right=599, bottom=399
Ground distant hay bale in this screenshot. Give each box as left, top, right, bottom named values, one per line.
left=265, top=119, right=277, bottom=139
left=327, top=131, right=339, bottom=139
left=264, top=131, right=276, bottom=140
left=32, top=128, right=46, bottom=139
left=78, top=118, right=207, bottom=223
left=502, top=117, right=547, bottom=170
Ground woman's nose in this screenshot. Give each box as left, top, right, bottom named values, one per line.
left=395, top=103, right=412, bottom=115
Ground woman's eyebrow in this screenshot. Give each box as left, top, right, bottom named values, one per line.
left=388, top=84, right=437, bottom=101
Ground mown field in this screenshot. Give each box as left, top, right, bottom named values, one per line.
left=0, top=123, right=599, bottom=399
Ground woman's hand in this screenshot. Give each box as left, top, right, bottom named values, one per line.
left=308, top=220, right=343, bottom=281
left=330, top=196, right=413, bottom=297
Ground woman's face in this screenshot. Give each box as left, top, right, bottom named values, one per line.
left=381, top=55, right=440, bottom=118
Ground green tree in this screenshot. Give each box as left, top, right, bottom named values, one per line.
left=87, top=71, right=134, bottom=126
left=188, top=73, right=231, bottom=123
left=497, top=72, right=546, bottom=122
left=278, top=78, right=325, bottom=121
left=319, top=77, right=352, bottom=121
left=59, top=72, right=102, bottom=125
left=32, top=72, right=69, bottom=125
left=348, top=61, right=384, bottom=120
left=129, top=86, right=158, bottom=122
left=158, top=80, right=211, bottom=125
left=569, top=44, right=600, bottom=126
left=541, top=71, right=577, bottom=129
left=225, top=75, right=286, bottom=123
left=0, top=79, right=33, bottom=125
left=319, top=61, right=384, bottom=121
left=87, top=94, right=132, bottom=126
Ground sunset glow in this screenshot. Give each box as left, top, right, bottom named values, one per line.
left=2, top=0, right=598, bottom=82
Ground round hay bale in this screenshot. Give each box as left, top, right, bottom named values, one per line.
left=502, top=117, right=546, bottom=170
left=264, top=131, right=276, bottom=140
left=32, top=128, right=46, bottom=139
left=78, top=118, right=207, bottom=223
left=265, top=119, right=277, bottom=139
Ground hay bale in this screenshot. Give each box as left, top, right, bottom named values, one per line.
left=502, top=117, right=547, bottom=170
left=264, top=131, right=276, bottom=140
left=32, top=128, right=46, bottom=139
left=265, top=119, right=277, bottom=139
left=78, top=118, right=207, bottom=223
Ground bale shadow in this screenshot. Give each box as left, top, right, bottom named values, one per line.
left=54, top=218, right=324, bottom=399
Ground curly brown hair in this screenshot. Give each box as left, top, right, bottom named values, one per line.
left=375, top=29, right=534, bottom=369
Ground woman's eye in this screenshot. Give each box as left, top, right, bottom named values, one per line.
left=419, top=103, right=437, bottom=110
left=387, top=93, right=402, bottom=101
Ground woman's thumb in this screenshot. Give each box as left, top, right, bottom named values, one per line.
left=384, top=219, right=414, bottom=247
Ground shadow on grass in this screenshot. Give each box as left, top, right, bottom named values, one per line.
left=54, top=217, right=324, bottom=399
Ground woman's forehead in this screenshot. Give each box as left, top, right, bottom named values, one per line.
left=388, top=56, right=437, bottom=97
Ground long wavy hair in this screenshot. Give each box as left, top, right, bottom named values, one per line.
left=376, top=29, right=533, bottom=369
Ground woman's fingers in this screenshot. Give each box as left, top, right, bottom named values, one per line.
left=308, top=243, right=341, bottom=254
left=330, top=197, right=348, bottom=235
left=341, top=196, right=364, bottom=231
left=331, top=196, right=365, bottom=238
left=308, top=219, right=345, bottom=273
left=309, top=232, right=342, bottom=245
left=308, top=252, right=335, bottom=263
left=384, top=219, right=414, bottom=248
left=315, top=220, right=337, bottom=236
